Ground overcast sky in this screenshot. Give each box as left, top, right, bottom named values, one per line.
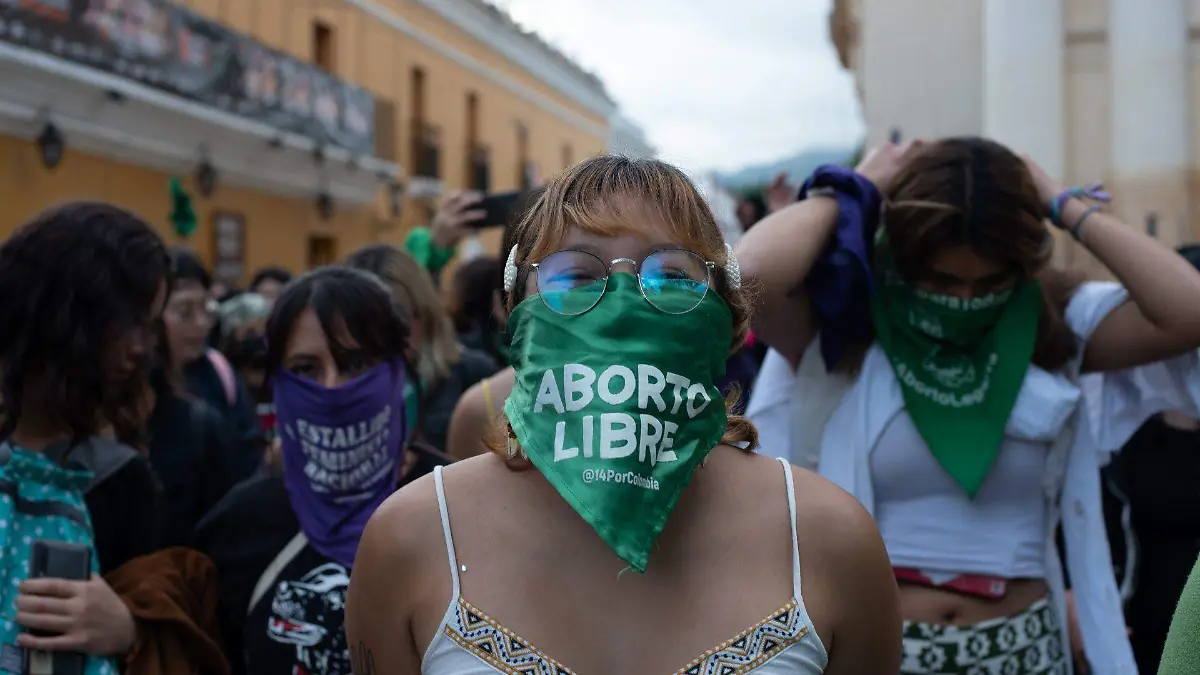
left=492, top=0, right=864, bottom=172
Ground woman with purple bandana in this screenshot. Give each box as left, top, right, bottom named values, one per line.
left=194, top=267, right=412, bottom=675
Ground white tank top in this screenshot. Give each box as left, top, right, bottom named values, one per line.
left=421, top=458, right=828, bottom=674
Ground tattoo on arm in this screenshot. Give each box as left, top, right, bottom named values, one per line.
left=351, top=640, right=377, bottom=675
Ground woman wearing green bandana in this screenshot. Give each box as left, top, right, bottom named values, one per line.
left=346, top=156, right=902, bottom=674
left=738, top=137, right=1200, bottom=675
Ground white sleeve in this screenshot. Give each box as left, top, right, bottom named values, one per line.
left=1069, top=281, right=1200, bottom=454
left=746, top=349, right=797, bottom=462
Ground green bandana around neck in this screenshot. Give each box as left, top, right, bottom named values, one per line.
left=870, top=254, right=1042, bottom=498
left=505, top=272, right=732, bottom=572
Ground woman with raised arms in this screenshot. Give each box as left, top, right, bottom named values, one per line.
left=738, top=138, right=1200, bottom=674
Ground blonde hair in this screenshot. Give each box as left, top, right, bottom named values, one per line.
left=344, top=244, right=462, bottom=385
left=487, top=155, right=758, bottom=462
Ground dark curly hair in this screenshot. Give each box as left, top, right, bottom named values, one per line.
left=0, top=202, right=170, bottom=445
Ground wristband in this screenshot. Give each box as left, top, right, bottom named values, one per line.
left=1069, top=205, right=1102, bottom=242
left=1050, top=182, right=1111, bottom=228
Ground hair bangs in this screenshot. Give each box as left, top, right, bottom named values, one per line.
left=264, top=267, right=409, bottom=381
left=520, top=156, right=725, bottom=264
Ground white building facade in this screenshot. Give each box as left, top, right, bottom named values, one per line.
left=831, top=0, right=1200, bottom=272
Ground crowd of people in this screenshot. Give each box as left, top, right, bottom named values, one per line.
left=0, top=141, right=1198, bottom=675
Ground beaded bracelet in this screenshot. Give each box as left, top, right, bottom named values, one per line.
left=1069, top=204, right=1102, bottom=241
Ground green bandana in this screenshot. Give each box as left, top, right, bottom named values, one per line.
left=505, top=273, right=732, bottom=571
left=870, top=258, right=1042, bottom=498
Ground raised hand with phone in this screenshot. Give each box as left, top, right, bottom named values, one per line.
left=429, top=190, right=487, bottom=249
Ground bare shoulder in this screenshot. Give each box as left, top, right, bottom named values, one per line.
left=348, top=470, right=448, bottom=673
left=447, top=371, right=516, bottom=461
left=358, top=471, right=446, bottom=578
left=788, top=464, right=885, bottom=565
left=447, top=383, right=494, bottom=461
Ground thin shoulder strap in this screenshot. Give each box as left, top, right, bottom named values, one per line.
left=777, top=457, right=803, bottom=600
left=248, top=531, right=308, bottom=615
left=433, top=465, right=462, bottom=597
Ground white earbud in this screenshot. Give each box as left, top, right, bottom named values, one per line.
left=503, top=245, right=519, bottom=293
left=724, top=243, right=741, bottom=290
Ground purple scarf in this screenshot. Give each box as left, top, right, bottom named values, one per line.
left=274, top=360, right=408, bottom=568
left=799, top=165, right=883, bottom=370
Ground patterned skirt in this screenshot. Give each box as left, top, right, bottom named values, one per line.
left=900, top=598, right=1068, bottom=675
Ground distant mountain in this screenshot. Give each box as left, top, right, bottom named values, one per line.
left=717, top=148, right=856, bottom=192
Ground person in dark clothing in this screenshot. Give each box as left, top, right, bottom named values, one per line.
left=1087, top=244, right=1200, bottom=674
left=143, top=319, right=243, bottom=547
left=0, top=202, right=167, bottom=664
left=168, top=248, right=262, bottom=480
left=1060, top=244, right=1200, bottom=674
left=345, top=244, right=500, bottom=452
left=195, top=267, right=435, bottom=675
left=451, top=255, right=510, bottom=366
left=1100, top=414, right=1200, bottom=674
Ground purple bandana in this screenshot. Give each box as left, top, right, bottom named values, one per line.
left=800, top=164, right=883, bottom=371
left=274, top=360, right=408, bottom=568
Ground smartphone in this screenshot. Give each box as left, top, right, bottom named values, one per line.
left=468, top=190, right=523, bottom=229
left=23, top=541, right=90, bottom=675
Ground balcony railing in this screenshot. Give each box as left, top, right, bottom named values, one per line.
left=412, top=120, right=441, bottom=179
left=469, top=143, right=490, bottom=192
left=0, top=1, right=378, bottom=157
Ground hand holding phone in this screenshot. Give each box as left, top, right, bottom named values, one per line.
left=22, top=541, right=90, bottom=675
left=468, top=191, right=524, bottom=229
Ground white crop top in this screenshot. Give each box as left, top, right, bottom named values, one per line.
left=422, top=459, right=828, bottom=674
left=871, top=412, right=1048, bottom=580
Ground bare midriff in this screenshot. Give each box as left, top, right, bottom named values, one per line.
left=898, top=578, right=1050, bottom=626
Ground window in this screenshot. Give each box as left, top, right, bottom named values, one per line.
left=516, top=122, right=529, bottom=160
left=211, top=212, right=245, bottom=287
left=312, top=20, right=335, bottom=72
left=466, top=92, right=479, bottom=144
left=516, top=122, right=529, bottom=187
left=374, top=97, right=397, bottom=162
left=411, top=67, right=426, bottom=121
left=562, top=143, right=573, bottom=169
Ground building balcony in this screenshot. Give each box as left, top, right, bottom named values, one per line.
left=0, top=2, right=399, bottom=207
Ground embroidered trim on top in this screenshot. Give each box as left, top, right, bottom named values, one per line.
left=443, top=596, right=807, bottom=675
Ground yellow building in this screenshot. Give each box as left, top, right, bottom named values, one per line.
left=0, top=0, right=616, bottom=284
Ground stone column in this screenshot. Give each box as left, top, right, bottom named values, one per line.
left=1110, top=0, right=1190, bottom=247
left=983, top=0, right=1065, bottom=180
